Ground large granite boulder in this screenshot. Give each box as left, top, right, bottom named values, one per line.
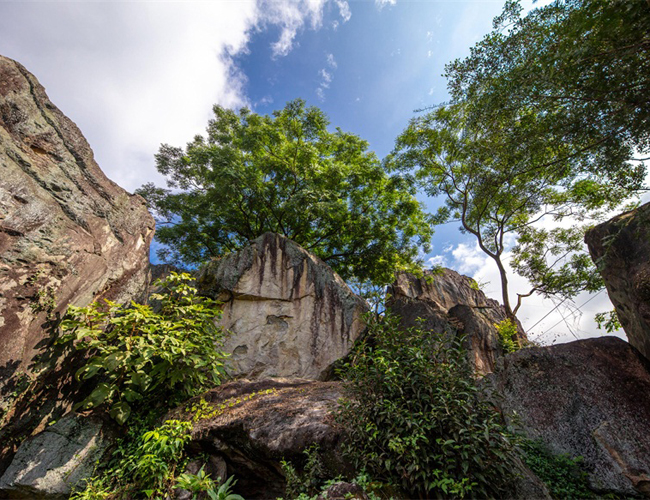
left=168, top=379, right=345, bottom=498
left=585, top=203, right=650, bottom=361
left=488, top=336, right=650, bottom=497
left=0, top=54, right=155, bottom=380
left=197, top=233, right=369, bottom=380
left=387, top=268, right=527, bottom=375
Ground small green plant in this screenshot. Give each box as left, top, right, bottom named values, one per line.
left=59, top=272, right=228, bottom=424
left=185, top=389, right=277, bottom=423
left=281, top=444, right=327, bottom=498
left=337, top=314, right=518, bottom=498
left=595, top=309, right=622, bottom=333
left=72, top=419, right=201, bottom=499
left=495, top=318, right=520, bottom=354
left=521, top=439, right=592, bottom=499
left=175, top=466, right=244, bottom=500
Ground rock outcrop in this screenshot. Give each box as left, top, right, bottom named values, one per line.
left=198, top=233, right=368, bottom=380
left=488, top=337, right=650, bottom=497
left=168, top=378, right=345, bottom=498
left=387, top=268, right=527, bottom=375
left=585, top=203, right=650, bottom=361
left=0, top=415, right=112, bottom=499
left=0, top=55, right=154, bottom=480
left=0, top=55, right=155, bottom=380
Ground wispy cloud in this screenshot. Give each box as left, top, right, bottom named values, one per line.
left=316, top=52, right=338, bottom=101
left=375, top=0, right=397, bottom=9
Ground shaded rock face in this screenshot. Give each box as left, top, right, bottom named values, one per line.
left=0, top=55, right=155, bottom=382
left=198, top=233, right=368, bottom=380
left=168, top=379, right=345, bottom=498
left=585, top=203, right=650, bottom=361
left=488, top=337, right=650, bottom=497
left=387, top=269, right=526, bottom=375
left=0, top=415, right=112, bottom=500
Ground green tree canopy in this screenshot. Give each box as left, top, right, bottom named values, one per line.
left=138, top=99, right=432, bottom=285
left=394, top=0, right=648, bottom=320
left=446, top=0, right=650, bottom=167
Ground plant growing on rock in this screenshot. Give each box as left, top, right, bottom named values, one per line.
left=59, top=272, right=228, bottom=424
left=337, top=314, right=518, bottom=498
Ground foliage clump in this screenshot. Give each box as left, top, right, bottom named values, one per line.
left=521, top=439, right=592, bottom=499
left=496, top=318, right=520, bottom=354
left=72, top=418, right=242, bottom=500
left=137, top=99, right=432, bottom=285
left=59, top=272, right=228, bottom=424
left=337, top=314, right=518, bottom=498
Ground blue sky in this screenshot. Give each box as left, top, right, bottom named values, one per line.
left=0, top=0, right=618, bottom=344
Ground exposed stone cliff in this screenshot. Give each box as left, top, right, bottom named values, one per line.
left=585, top=202, right=650, bottom=361
left=0, top=55, right=154, bottom=383
left=0, top=54, right=154, bottom=480
left=387, top=268, right=527, bottom=375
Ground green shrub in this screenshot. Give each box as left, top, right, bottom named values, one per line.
left=495, top=318, right=520, bottom=354
left=59, top=272, right=228, bottom=423
left=521, top=439, right=592, bottom=499
left=337, top=314, right=518, bottom=498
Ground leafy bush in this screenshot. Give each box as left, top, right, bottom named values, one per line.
left=59, top=272, right=228, bottom=423
left=337, top=314, right=518, bottom=498
left=73, top=418, right=243, bottom=499
left=495, top=318, right=520, bottom=354
left=521, top=439, right=592, bottom=499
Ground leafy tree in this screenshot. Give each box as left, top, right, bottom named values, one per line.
left=393, top=103, right=633, bottom=319
left=59, top=272, right=227, bottom=424
left=394, top=0, right=648, bottom=320
left=337, top=314, right=518, bottom=498
left=446, top=0, right=650, bottom=162
left=138, top=99, right=432, bottom=285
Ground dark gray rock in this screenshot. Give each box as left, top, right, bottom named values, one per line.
left=585, top=202, right=650, bottom=362
left=168, top=378, right=345, bottom=499
left=487, top=336, right=650, bottom=497
left=197, top=233, right=368, bottom=380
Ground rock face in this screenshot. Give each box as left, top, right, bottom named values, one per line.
left=387, top=269, right=527, bottom=375
left=488, top=337, right=650, bottom=497
left=0, top=55, right=155, bottom=382
left=198, top=233, right=368, bottom=380
left=585, top=203, right=650, bottom=361
left=0, top=415, right=111, bottom=499
left=168, top=379, right=345, bottom=498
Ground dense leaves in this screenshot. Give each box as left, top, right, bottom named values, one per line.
left=393, top=0, right=648, bottom=318
left=447, top=0, right=650, bottom=163
left=59, top=272, right=227, bottom=424
left=138, top=99, right=432, bottom=285
left=337, top=315, right=518, bottom=498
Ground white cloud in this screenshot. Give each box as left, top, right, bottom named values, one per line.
left=427, top=255, right=446, bottom=268
left=0, top=0, right=344, bottom=193
left=375, top=0, right=397, bottom=9
left=334, top=0, right=351, bottom=22
left=316, top=53, right=337, bottom=101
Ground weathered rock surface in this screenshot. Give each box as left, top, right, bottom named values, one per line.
left=168, top=378, right=345, bottom=498
left=585, top=203, right=650, bottom=361
left=0, top=414, right=111, bottom=499
left=0, top=55, right=154, bottom=480
left=387, top=269, right=527, bottom=374
left=0, top=54, right=155, bottom=381
left=198, top=233, right=368, bottom=380
left=488, top=337, right=650, bottom=497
